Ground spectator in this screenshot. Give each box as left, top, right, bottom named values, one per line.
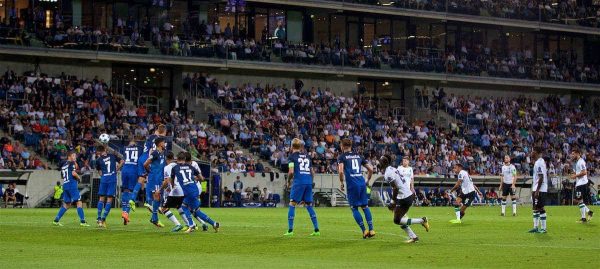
left=3, top=183, right=17, bottom=207
left=222, top=186, right=233, bottom=202
left=51, top=181, right=63, bottom=208
left=233, top=176, right=243, bottom=206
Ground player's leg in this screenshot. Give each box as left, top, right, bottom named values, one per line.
left=450, top=196, right=462, bottom=223
left=303, top=185, right=319, bottom=235
left=359, top=186, right=374, bottom=236
left=285, top=184, right=301, bottom=235
left=178, top=207, right=196, bottom=228
left=190, top=199, right=218, bottom=232
left=392, top=200, right=420, bottom=243
left=182, top=196, right=198, bottom=233
left=101, top=195, right=113, bottom=225
left=576, top=186, right=592, bottom=222
left=53, top=191, right=72, bottom=226
left=529, top=196, right=540, bottom=232
left=150, top=183, right=162, bottom=225
left=97, top=181, right=108, bottom=223
left=162, top=197, right=183, bottom=232
left=350, top=206, right=366, bottom=234
left=75, top=200, right=89, bottom=226
left=132, top=153, right=148, bottom=205
left=538, top=206, right=547, bottom=233
left=584, top=186, right=594, bottom=221
left=510, top=188, right=518, bottom=216
left=500, top=188, right=507, bottom=216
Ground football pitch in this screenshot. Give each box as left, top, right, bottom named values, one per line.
left=0, top=206, right=597, bottom=269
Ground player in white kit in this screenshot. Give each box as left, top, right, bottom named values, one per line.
left=381, top=156, right=430, bottom=243
left=500, top=155, right=518, bottom=216
left=570, top=148, right=594, bottom=223
left=529, top=147, right=548, bottom=234
left=159, top=152, right=184, bottom=232
left=449, top=163, right=482, bottom=224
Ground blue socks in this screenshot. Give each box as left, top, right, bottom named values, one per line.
left=54, top=206, right=67, bottom=222
left=180, top=207, right=195, bottom=226
left=97, top=201, right=104, bottom=220
left=194, top=210, right=215, bottom=226
left=131, top=182, right=141, bottom=202
left=151, top=200, right=160, bottom=222
left=287, top=205, right=296, bottom=232
left=363, top=207, right=373, bottom=231
left=351, top=207, right=366, bottom=232
left=121, top=192, right=130, bottom=213
left=306, top=206, right=319, bottom=231
left=77, top=207, right=85, bottom=223
left=101, top=202, right=112, bottom=220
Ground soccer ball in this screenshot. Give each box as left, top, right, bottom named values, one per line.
left=99, top=133, right=110, bottom=143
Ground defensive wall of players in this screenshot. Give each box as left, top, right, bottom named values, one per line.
left=5, top=168, right=597, bottom=208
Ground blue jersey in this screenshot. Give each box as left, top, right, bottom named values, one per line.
left=149, top=150, right=166, bottom=178
left=289, top=152, right=313, bottom=185
left=143, top=134, right=159, bottom=153
left=171, top=164, right=200, bottom=197
left=60, top=160, right=77, bottom=190
left=122, top=145, right=140, bottom=172
left=96, top=154, right=121, bottom=183
left=338, top=152, right=367, bottom=188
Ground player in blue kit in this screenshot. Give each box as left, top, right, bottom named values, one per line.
left=284, top=138, right=320, bottom=237
left=130, top=124, right=167, bottom=210
left=95, top=145, right=123, bottom=228
left=120, top=140, right=140, bottom=225
left=52, top=151, right=90, bottom=227
left=337, top=139, right=375, bottom=239
left=144, top=137, right=167, bottom=227
left=170, top=152, right=220, bottom=233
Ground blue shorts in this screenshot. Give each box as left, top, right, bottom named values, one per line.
left=121, top=168, right=138, bottom=191
left=147, top=173, right=163, bottom=193
left=290, top=184, right=313, bottom=203
left=62, top=188, right=81, bottom=203
left=347, top=184, right=369, bottom=207
left=183, top=193, right=200, bottom=211
left=137, top=153, right=149, bottom=177
left=98, top=181, right=117, bottom=197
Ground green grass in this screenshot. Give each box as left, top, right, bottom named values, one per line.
left=0, top=206, right=598, bottom=268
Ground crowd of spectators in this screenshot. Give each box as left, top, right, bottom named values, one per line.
left=0, top=68, right=266, bottom=175
left=194, top=72, right=600, bottom=181
left=342, top=0, right=600, bottom=28
left=438, top=93, right=600, bottom=178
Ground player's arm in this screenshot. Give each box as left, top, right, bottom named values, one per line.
left=450, top=179, right=462, bottom=193
left=71, top=164, right=81, bottom=181
left=571, top=164, right=587, bottom=179
left=474, top=184, right=483, bottom=197
left=410, top=175, right=415, bottom=194
left=337, top=163, right=345, bottom=191
left=144, top=152, right=154, bottom=172
left=116, top=156, right=124, bottom=171
left=364, top=163, right=373, bottom=186
left=511, top=167, right=517, bottom=188
left=287, top=162, right=294, bottom=188
left=388, top=183, right=398, bottom=211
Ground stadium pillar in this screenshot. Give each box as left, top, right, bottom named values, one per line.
left=72, top=0, right=82, bottom=26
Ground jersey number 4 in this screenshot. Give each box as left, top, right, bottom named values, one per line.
left=351, top=159, right=360, bottom=174
left=299, top=158, right=310, bottom=172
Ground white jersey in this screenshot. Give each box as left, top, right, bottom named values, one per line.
left=191, top=161, right=203, bottom=193
left=575, top=158, right=588, bottom=187
left=163, top=162, right=183, bottom=196
left=457, top=170, right=475, bottom=194
left=501, top=164, right=517, bottom=184
left=532, top=158, right=548, bottom=193
left=384, top=166, right=413, bottom=199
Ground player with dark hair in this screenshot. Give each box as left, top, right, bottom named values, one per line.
left=52, top=151, right=90, bottom=227
left=338, top=138, right=374, bottom=238
left=120, top=140, right=140, bottom=224
left=381, top=155, right=429, bottom=243
left=529, top=147, right=548, bottom=233
left=95, top=145, right=123, bottom=228
left=284, top=138, right=320, bottom=236
left=449, top=163, right=482, bottom=224
left=500, top=155, right=518, bottom=216
left=570, top=148, right=594, bottom=222
left=160, top=151, right=184, bottom=232
left=130, top=124, right=167, bottom=210
left=144, top=137, right=167, bottom=227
